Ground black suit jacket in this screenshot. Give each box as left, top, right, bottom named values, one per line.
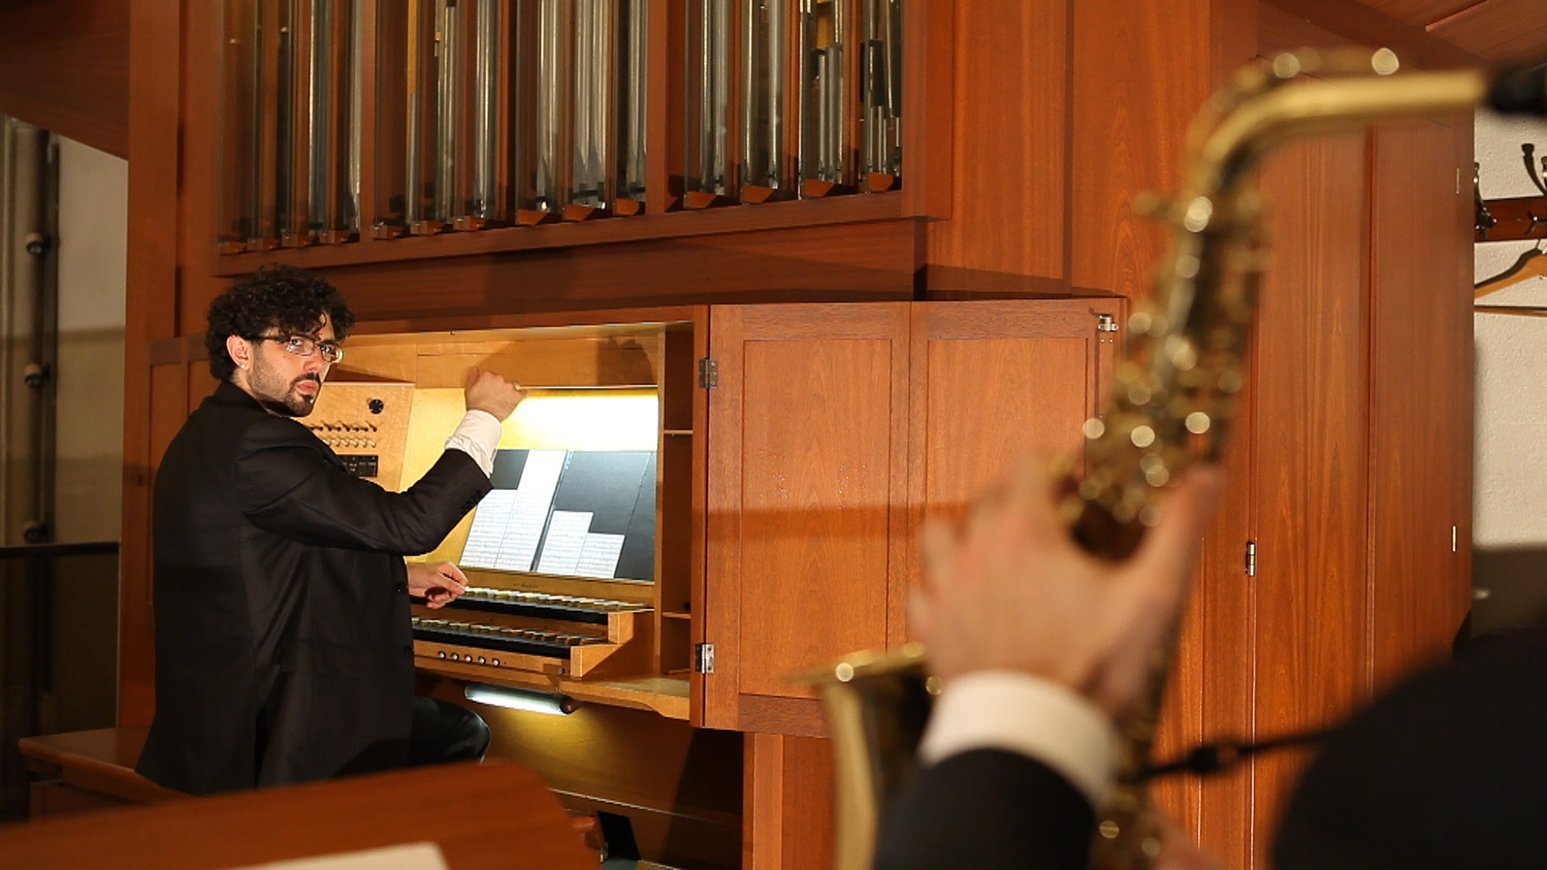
left=875, top=748, right=1096, bottom=869
left=136, top=381, right=491, bottom=795
left=1274, top=627, right=1547, bottom=868
left=876, top=630, right=1547, bottom=868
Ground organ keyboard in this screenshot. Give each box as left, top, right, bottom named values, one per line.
left=412, top=586, right=653, bottom=679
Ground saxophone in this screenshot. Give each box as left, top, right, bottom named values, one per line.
left=806, top=48, right=1496, bottom=870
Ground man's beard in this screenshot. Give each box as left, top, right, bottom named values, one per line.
left=252, top=366, right=322, bottom=417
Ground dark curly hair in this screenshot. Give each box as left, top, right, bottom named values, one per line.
left=206, top=265, right=356, bottom=381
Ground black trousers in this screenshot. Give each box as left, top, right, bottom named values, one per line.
left=407, top=696, right=491, bottom=766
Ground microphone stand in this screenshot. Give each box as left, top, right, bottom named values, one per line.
left=1141, top=725, right=1338, bottom=780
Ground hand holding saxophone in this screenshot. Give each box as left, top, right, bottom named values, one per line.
left=910, top=457, right=1222, bottom=721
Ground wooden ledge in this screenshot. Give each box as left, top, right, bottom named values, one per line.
left=19, top=727, right=183, bottom=806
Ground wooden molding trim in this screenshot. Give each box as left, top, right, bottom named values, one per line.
left=1259, top=0, right=1487, bottom=68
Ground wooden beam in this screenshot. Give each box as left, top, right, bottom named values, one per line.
left=0, top=0, right=128, bottom=157
left=1261, top=0, right=1487, bottom=68
left=1476, top=194, right=1547, bottom=242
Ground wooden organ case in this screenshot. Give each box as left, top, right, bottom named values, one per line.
left=113, top=1, right=1477, bottom=868
left=298, top=316, right=737, bottom=866
left=281, top=300, right=1123, bottom=868
left=314, top=322, right=702, bottom=706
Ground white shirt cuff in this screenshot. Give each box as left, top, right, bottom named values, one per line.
left=444, top=409, right=502, bottom=476
left=920, top=671, right=1118, bottom=808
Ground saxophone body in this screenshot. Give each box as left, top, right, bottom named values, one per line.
left=807, top=49, right=1490, bottom=870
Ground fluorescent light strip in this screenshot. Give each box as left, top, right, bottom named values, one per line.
left=464, top=683, right=579, bottom=716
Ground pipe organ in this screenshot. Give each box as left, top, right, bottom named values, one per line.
left=107, top=2, right=1477, bottom=868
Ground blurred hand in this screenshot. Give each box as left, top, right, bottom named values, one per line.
left=463, top=367, right=527, bottom=421
left=910, top=455, right=1221, bottom=720
left=407, top=561, right=470, bottom=609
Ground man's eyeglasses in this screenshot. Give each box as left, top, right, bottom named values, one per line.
left=257, top=333, right=345, bottom=364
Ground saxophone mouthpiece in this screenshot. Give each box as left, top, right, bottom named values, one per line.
left=1488, top=62, right=1547, bottom=116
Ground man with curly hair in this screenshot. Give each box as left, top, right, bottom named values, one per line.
left=136, top=265, right=526, bottom=795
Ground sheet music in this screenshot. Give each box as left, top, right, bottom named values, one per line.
left=491, top=490, right=551, bottom=571
left=535, top=510, right=593, bottom=575
left=460, top=489, right=521, bottom=569
left=461, top=450, right=566, bottom=571
left=517, top=449, right=566, bottom=499
left=574, top=533, right=625, bottom=579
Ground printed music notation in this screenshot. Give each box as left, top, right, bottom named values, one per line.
left=461, top=450, right=565, bottom=572
left=460, top=449, right=655, bottom=581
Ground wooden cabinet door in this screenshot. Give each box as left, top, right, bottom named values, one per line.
left=1245, top=132, right=1374, bottom=868
left=1367, top=118, right=1473, bottom=691
left=905, top=299, right=1122, bottom=642
left=704, top=303, right=910, bottom=735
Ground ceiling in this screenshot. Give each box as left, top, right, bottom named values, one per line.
left=1356, top=0, right=1547, bottom=65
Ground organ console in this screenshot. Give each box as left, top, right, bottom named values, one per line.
left=304, top=315, right=700, bottom=722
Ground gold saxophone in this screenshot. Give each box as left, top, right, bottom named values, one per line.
left=806, top=48, right=1493, bottom=870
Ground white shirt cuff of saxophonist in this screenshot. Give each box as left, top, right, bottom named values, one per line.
left=444, top=409, right=503, bottom=477
left=920, top=670, right=1118, bottom=809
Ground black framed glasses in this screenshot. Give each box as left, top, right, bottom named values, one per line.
left=256, top=333, right=345, bottom=364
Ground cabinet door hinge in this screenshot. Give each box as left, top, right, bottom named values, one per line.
left=1245, top=540, right=1257, bottom=577
left=695, top=643, right=716, bottom=674
left=1096, top=314, right=1120, bottom=333
left=698, top=358, right=719, bottom=389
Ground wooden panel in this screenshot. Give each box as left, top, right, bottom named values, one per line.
left=705, top=303, right=909, bottom=735
left=1072, top=0, right=1213, bottom=297
left=1355, top=0, right=1476, bottom=25
left=646, top=0, right=681, bottom=213
left=409, top=339, right=660, bottom=389
left=439, top=679, right=742, bottom=869
left=736, top=338, right=892, bottom=690
left=1427, top=0, right=1547, bottom=65
left=924, top=0, right=1065, bottom=284
left=0, top=0, right=128, bottom=157
left=17, top=727, right=181, bottom=807
left=0, top=761, right=593, bottom=869
left=314, top=221, right=919, bottom=324
left=120, top=0, right=183, bottom=727
left=905, top=299, right=1121, bottom=644
left=744, top=733, right=835, bottom=870
left=1249, top=132, right=1371, bottom=867
left=657, top=322, right=701, bottom=666
left=1189, top=367, right=1261, bottom=867
left=688, top=314, right=713, bottom=720
left=900, top=0, right=954, bottom=220
left=1368, top=119, right=1473, bottom=691
left=29, top=782, right=134, bottom=819
left=1260, top=0, right=1486, bottom=68
left=303, top=382, right=415, bottom=490
left=177, top=0, right=227, bottom=335
left=212, top=194, right=907, bottom=276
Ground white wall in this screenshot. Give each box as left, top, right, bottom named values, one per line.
left=53, top=136, right=125, bottom=543
left=1472, top=110, right=1547, bottom=633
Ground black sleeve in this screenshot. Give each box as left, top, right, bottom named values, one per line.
left=1273, top=630, right=1547, bottom=870
left=875, top=748, right=1096, bottom=870
left=235, top=416, right=492, bottom=554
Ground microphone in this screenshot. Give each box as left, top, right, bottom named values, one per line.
left=1488, top=63, right=1547, bottom=116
